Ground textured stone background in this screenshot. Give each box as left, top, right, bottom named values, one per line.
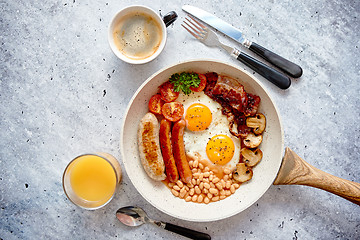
left=1, top=0, right=359, bottom=239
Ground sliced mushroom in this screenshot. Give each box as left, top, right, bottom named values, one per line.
left=243, top=133, right=262, bottom=148
left=246, top=113, right=266, bottom=135
left=241, top=148, right=263, bottom=167
left=232, top=163, right=253, bottom=183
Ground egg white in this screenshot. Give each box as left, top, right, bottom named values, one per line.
left=177, top=91, right=241, bottom=171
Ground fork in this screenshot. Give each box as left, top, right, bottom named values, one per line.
left=182, top=16, right=291, bottom=89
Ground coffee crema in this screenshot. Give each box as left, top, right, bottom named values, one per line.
left=113, top=12, right=163, bottom=60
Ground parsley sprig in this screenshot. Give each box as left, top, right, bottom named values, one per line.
left=169, top=72, right=200, bottom=95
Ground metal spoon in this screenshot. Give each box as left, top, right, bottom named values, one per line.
left=116, top=206, right=211, bottom=240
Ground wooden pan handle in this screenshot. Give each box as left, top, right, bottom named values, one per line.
left=273, top=147, right=360, bottom=205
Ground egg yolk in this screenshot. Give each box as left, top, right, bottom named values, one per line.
left=185, top=103, right=212, bottom=131
left=206, top=135, right=235, bottom=165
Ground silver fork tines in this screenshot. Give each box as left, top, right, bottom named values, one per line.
left=182, top=15, right=236, bottom=54
left=182, top=15, right=292, bottom=89
left=181, top=15, right=207, bottom=40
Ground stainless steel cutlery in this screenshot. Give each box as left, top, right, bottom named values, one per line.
left=182, top=5, right=303, bottom=79
left=182, top=15, right=291, bottom=89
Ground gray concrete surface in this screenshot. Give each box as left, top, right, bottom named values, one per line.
left=1, top=0, right=359, bottom=239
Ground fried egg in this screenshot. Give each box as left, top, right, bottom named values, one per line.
left=177, top=91, right=240, bottom=171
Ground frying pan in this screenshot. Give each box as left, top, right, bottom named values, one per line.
left=120, top=59, right=360, bottom=222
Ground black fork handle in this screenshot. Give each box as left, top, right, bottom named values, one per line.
left=237, top=51, right=291, bottom=89
left=249, top=42, right=303, bottom=78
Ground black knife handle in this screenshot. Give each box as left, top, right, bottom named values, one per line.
left=249, top=42, right=303, bottom=78
left=164, top=222, right=211, bottom=240
left=237, top=51, right=291, bottom=89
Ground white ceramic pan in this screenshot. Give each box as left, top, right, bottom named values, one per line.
left=120, top=60, right=360, bottom=222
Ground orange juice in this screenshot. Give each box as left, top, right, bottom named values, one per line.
left=70, top=155, right=117, bottom=202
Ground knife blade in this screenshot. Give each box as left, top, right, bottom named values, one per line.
left=182, top=5, right=303, bottom=78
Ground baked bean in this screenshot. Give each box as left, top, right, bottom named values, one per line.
left=212, top=177, right=220, bottom=184
left=177, top=180, right=184, bottom=188
left=204, top=182, right=210, bottom=189
left=209, top=175, right=214, bottom=181
left=195, top=186, right=201, bottom=194
left=199, top=163, right=204, bottom=170
left=188, top=160, right=194, bottom=168
left=189, top=188, right=195, bottom=196
left=167, top=156, right=242, bottom=204
left=191, top=179, right=196, bottom=185
left=212, top=196, right=219, bottom=202
left=180, top=189, right=186, bottom=198
left=171, top=189, right=179, bottom=197
left=209, top=188, right=218, bottom=195
left=230, top=185, right=235, bottom=194
left=215, top=182, right=223, bottom=190
left=199, top=173, right=204, bottom=181
left=221, top=179, right=226, bottom=188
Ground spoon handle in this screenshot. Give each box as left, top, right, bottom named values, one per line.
left=164, top=222, right=211, bottom=240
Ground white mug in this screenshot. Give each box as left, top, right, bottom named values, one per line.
left=108, top=6, right=175, bottom=64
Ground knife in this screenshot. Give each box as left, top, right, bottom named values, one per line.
left=182, top=5, right=303, bottom=78
left=182, top=15, right=291, bottom=89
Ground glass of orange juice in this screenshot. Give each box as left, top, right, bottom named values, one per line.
left=62, top=153, right=122, bottom=210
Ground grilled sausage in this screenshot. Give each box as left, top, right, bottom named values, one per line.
left=159, top=119, right=179, bottom=183
left=138, top=113, right=166, bottom=181
left=171, top=120, right=192, bottom=183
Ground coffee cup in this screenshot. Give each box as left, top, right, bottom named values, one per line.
left=108, top=6, right=169, bottom=64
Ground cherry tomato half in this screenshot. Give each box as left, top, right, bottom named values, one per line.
left=190, top=73, right=207, bottom=92
left=162, top=102, right=184, bottom=122
left=148, top=94, right=164, bottom=115
left=159, top=81, right=179, bottom=102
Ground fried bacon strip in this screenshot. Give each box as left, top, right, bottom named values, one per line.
left=204, top=73, right=260, bottom=139
left=244, top=93, right=261, bottom=117
left=204, top=72, right=219, bottom=98
left=212, top=75, right=248, bottom=113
